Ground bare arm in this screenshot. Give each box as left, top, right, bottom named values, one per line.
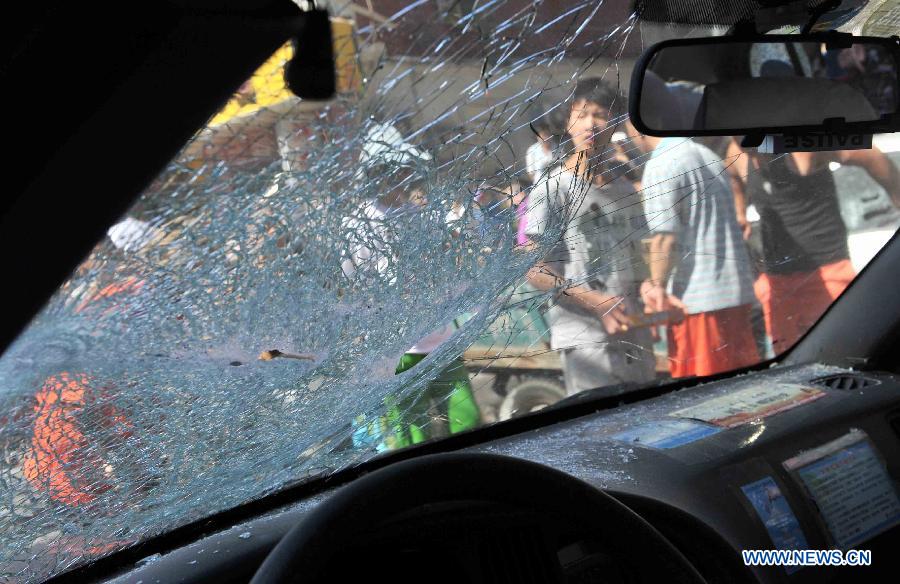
left=838, top=148, right=900, bottom=206
left=642, top=233, right=686, bottom=313
left=648, top=233, right=678, bottom=287
left=525, top=260, right=631, bottom=334
left=725, top=140, right=751, bottom=239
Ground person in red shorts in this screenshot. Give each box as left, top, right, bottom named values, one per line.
left=726, top=141, right=900, bottom=354
left=630, top=125, right=759, bottom=378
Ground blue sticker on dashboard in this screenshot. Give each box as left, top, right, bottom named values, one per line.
left=610, top=419, right=720, bottom=449
left=741, top=476, right=808, bottom=574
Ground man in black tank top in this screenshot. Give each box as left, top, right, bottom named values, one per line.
left=747, top=154, right=849, bottom=275
left=726, top=140, right=900, bottom=353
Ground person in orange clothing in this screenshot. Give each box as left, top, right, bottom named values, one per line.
left=22, top=372, right=132, bottom=507
left=23, top=250, right=151, bottom=508
left=73, top=275, right=145, bottom=316
left=725, top=140, right=900, bottom=353
left=751, top=257, right=856, bottom=355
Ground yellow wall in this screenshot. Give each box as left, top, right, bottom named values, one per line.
left=209, top=18, right=360, bottom=127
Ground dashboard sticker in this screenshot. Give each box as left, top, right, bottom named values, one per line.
left=741, top=476, right=808, bottom=574
left=671, top=384, right=824, bottom=428
left=609, top=419, right=721, bottom=449
left=784, top=429, right=900, bottom=549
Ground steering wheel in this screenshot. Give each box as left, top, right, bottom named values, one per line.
left=250, top=452, right=706, bottom=583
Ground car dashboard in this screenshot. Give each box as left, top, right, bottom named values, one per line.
left=88, top=362, right=900, bottom=584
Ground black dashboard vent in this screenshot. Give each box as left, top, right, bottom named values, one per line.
left=810, top=373, right=881, bottom=391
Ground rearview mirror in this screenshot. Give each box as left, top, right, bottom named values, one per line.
left=629, top=34, right=900, bottom=139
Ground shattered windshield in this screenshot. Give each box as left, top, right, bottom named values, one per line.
left=2, top=0, right=899, bottom=581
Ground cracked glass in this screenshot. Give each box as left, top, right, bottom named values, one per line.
left=2, top=0, right=900, bottom=581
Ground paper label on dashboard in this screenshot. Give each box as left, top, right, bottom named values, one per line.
left=671, top=384, right=824, bottom=428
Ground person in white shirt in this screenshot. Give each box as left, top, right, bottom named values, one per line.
left=525, top=79, right=656, bottom=396
left=525, top=136, right=553, bottom=184
left=342, top=123, right=479, bottom=451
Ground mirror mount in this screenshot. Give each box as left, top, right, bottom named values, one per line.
left=740, top=133, right=765, bottom=148
left=822, top=30, right=854, bottom=50
left=800, top=0, right=842, bottom=34
left=729, top=19, right=760, bottom=38
left=728, top=0, right=841, bottom=36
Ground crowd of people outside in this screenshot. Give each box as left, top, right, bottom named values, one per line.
left=17, top=40, right=900, bottom=504
left=516, top=77, right=761, bottom=391
left=299, top=41, right=900, bottom=446
left=513, top=68, right=900, bottom=395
